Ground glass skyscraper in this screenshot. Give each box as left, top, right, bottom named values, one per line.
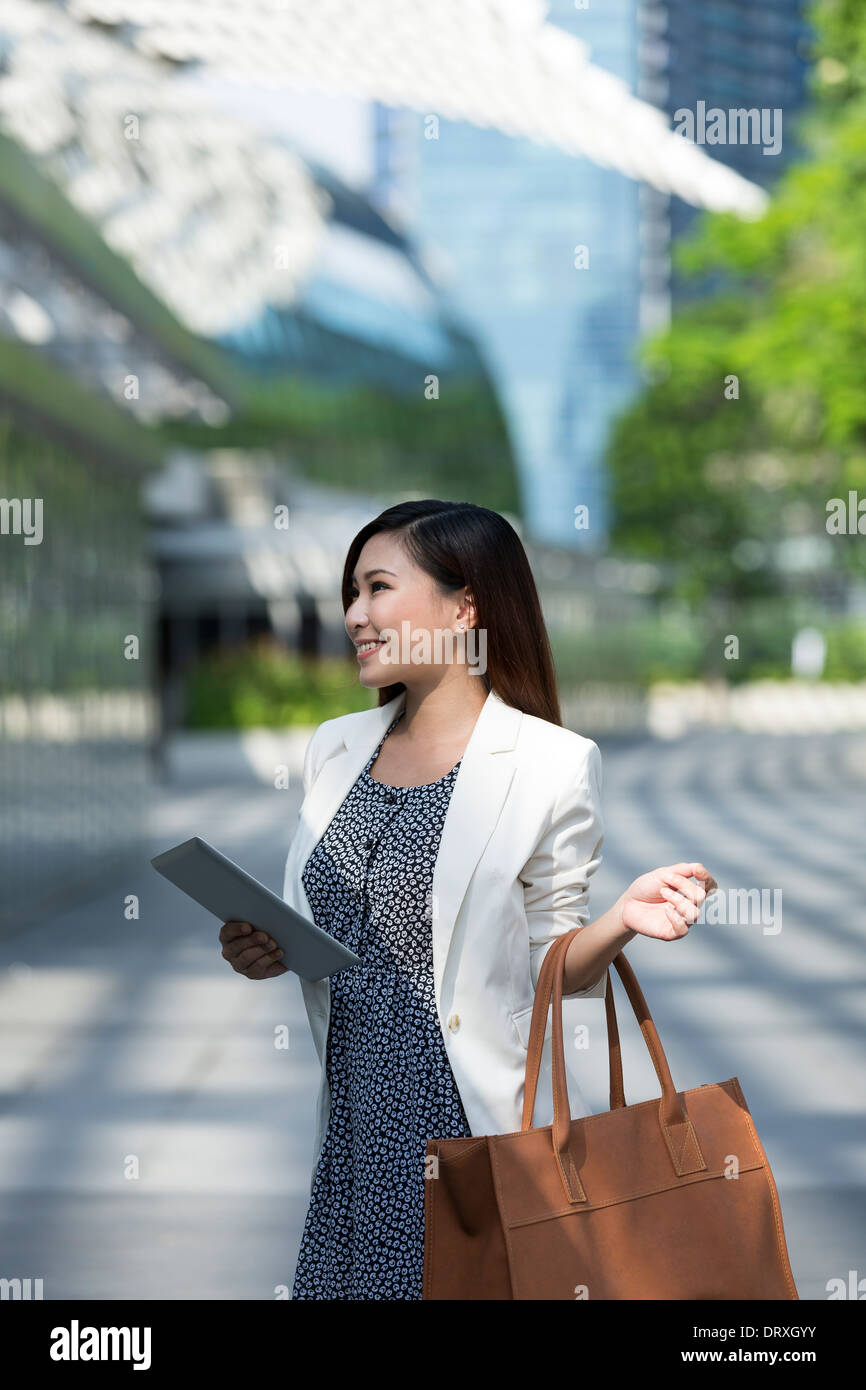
left=371, top=0, right=812, bottom=550
left=372, top=1, right=643, bottom=551
left=640, top=0, right=812, bottom=306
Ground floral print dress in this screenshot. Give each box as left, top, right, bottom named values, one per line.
left=291, top=709, right=473, bottom=1300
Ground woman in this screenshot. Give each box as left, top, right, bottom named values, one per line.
left=219, top=499, right=717, bottom=1300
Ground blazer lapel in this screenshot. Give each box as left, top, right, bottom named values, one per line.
left=287, top=685, right=523, bottom=1015
left=429, top=690, right=521, bottom=1014
left=284, top=692, right=408, bottom=928
left=300, top=693, right=405, bottom=856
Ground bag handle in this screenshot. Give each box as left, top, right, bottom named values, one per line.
left=521, top=930, right=707, bottom=1205
left=521, top=934, right=626, bottom=1129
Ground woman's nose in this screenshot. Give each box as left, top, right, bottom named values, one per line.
left=346, top=602, right=367, bottom=633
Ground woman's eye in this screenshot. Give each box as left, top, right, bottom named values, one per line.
left=350, top=582, right=388, bottom=598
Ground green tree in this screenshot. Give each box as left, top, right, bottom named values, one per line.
left=608, top=0, right=866, bottom=618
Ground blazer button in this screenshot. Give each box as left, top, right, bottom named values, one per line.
left=447, top=1013, right=461, bottom=1032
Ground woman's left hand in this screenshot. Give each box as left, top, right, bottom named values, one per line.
left=619, top=862, right=718, bottom=941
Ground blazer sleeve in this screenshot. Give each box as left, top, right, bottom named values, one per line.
left=519, top=739, right=607, bottom=999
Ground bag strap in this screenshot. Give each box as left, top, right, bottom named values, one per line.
left=521, top=934, right=624, bottom=1130
left=522, top=929, right=708, bottom=1205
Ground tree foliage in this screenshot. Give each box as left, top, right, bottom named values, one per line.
left=607, top=0, right=866, bottom=610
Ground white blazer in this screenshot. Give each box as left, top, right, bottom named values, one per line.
left=281, top=684, right=608, bottom=1195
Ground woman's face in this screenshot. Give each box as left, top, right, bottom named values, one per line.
left=345, top=531, right=473, bottom=691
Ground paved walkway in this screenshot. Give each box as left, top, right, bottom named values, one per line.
left=0, top=728, right=863, bottom=1299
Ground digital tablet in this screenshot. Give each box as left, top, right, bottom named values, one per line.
left=150, top=836, right=360, bottom=980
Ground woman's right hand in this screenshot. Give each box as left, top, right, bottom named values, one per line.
left=219, top=920, right=288, bottom=979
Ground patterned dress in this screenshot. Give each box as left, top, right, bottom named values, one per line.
left=291, top=708, right=473, bottom=1300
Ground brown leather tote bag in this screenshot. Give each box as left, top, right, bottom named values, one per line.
left=423, top=928, right=799, bottom=1300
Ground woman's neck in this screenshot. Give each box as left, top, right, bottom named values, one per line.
left=398, top=676, right=489, bottom=746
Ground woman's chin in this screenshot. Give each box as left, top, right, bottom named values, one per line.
left=358, top=664, right=388, bottom=687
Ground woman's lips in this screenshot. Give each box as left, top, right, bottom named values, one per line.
left=356, top=641, right=384, bottom=660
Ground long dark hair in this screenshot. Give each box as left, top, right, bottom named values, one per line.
left=340, top=499, right=562, bottom=726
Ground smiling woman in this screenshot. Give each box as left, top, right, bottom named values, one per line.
left=220, top=497, right=718, bottom=1301
left=341, top=499, right=560, bottom=720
